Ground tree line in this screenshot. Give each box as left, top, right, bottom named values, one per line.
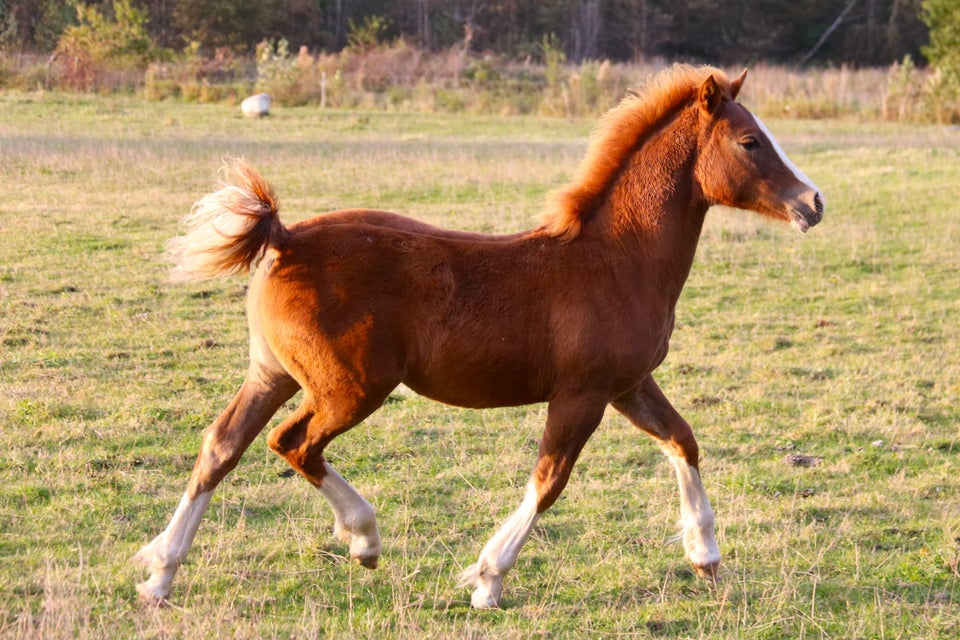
left=0, top=0, right=936, bottom=67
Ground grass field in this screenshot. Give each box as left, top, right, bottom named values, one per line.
left=1, top=91, right=959, bottom=639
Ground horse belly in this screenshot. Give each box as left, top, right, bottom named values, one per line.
left=403, top=349, right=550, bottom=409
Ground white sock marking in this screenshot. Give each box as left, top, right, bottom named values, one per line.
left=669, top=458, right=720, bottom=570
left=318, top=461, right=380, bottom=564
left=461, top=481, right=540, bottom=608
left=134, top=490, right=213, bottom=602
left=480, top=481, right=540, bottom=571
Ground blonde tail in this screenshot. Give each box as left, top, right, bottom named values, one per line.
left=166, top=160, right=288, bottom=283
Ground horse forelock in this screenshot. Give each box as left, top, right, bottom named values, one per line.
left=541, top=64, right=732, bottom=240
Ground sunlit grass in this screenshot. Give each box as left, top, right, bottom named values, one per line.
left=1, top=93, right=958, bottom=638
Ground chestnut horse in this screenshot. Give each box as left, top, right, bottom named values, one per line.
left=134, top=65, right=823, bottom=607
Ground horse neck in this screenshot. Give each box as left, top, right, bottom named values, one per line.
left=592, top=107, right=708, bottom=302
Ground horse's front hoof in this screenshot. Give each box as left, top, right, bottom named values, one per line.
left=470, top=587, right=501, bottom=609
left=462, top=567, right=503, bottom=609
left=347, top=533, right=381, bottom=570
left=692, top=560, right=720, bottom=582
left=136, top=581, right=171, bottom=607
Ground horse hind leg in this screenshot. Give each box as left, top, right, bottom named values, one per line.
left=133, top=367, right=299, bottom=604
left=320, top=460, right=381, bottom=568
left=266, top=389, right=392, bottom=569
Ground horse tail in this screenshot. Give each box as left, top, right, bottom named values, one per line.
left=166, top=160, right=289, bottom=283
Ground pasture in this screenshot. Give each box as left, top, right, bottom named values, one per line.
left=1, top=91, right=958, bottom=638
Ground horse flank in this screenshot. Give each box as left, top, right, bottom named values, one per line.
left=166, top=160, right=287, bottom=283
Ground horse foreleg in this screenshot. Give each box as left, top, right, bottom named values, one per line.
left=133, top=371, right=298, bottom=604
left=612, top=376, right=720, bottom=580
left=458, top=481, right=539, bottom=608
left=460, top=396, right=606, bottom=608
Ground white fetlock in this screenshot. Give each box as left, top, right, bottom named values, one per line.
left=681, top=521, right=721, bottom=580
left=334, top=518, right=381, bottom=568
left=132, top=540, right=176, bottom=604
left=136, top=578, right=172, bottom=606
left=132, top=490, right=213, bottom=605
left=320, top=463, right=382, bottom=568
left=668, top=459, right=721, bottom=580
left=470, top=579, right=503, bottom=609
left=459, top=482, right=540, bottom=608
left=459, top=562, right=504, bottom=609
left=333, top=519, right=351, bottom=545
left=349, top=531, right=381, bottom=569
left=131, top=538, right=160, bottom=568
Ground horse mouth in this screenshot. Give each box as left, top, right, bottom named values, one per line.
left=789, top=193, right=824, bottom=234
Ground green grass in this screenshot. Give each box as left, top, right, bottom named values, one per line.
left=1, top=91, right=959, bottom=638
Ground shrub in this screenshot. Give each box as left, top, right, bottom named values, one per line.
left=883, top=56, right=921, bottom=121
left=924, top=66, right=960, bottom=123
left=53, top=0, right=167, bottom=92
left=921, top=0, right=960, bottom=122
left=255, top=38, right=299, bottom=103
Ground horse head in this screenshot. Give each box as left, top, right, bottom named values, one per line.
left=695, top=70, right=824, bottom=233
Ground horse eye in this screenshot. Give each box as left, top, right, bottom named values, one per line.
left=740, top=136, right=761, bottom=151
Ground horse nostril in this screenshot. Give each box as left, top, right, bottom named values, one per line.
left=814, top=192, right=824, bottom=215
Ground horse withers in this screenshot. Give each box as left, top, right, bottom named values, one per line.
left=134, top=65, right=823, bottom=607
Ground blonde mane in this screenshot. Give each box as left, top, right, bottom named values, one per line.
left=541, top=64, right=732, bottom=240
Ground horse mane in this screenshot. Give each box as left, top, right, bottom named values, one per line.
left=541, top=64, right=733, bottom=240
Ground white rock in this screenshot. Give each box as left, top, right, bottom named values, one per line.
left=241, top=93, right=271, bottom=118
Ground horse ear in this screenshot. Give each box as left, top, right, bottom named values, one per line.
left=698, top=74, right=724, bottom=115
left=730, top=68, right=747, bottom=100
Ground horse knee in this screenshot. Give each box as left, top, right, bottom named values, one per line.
left=665, top=426, right=700, bottom=469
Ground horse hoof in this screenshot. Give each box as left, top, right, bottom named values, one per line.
left=136, top=581, right=171, bottom=607
left=459, top=562, right=504, bottom=608
left=353, top=554, right=379, bottom=569
left=693, top=560, right=720, bottom=582
left=347, top=534, right=380, bottom=569
left=470, top=588, right=501, bottom=609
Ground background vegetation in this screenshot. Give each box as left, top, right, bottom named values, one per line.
left=1, top=0, right=959, bottom=122
left=0, top=87, right=958, bottom=638
left=0, top=0, right=933, bottom=65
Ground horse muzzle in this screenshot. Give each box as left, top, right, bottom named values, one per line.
left=789, top=191, right=824, bottom=234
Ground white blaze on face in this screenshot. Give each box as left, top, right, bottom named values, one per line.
left=752, top=115, right=824, bottom=233
left=752, top=115, right=822, bottom=195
